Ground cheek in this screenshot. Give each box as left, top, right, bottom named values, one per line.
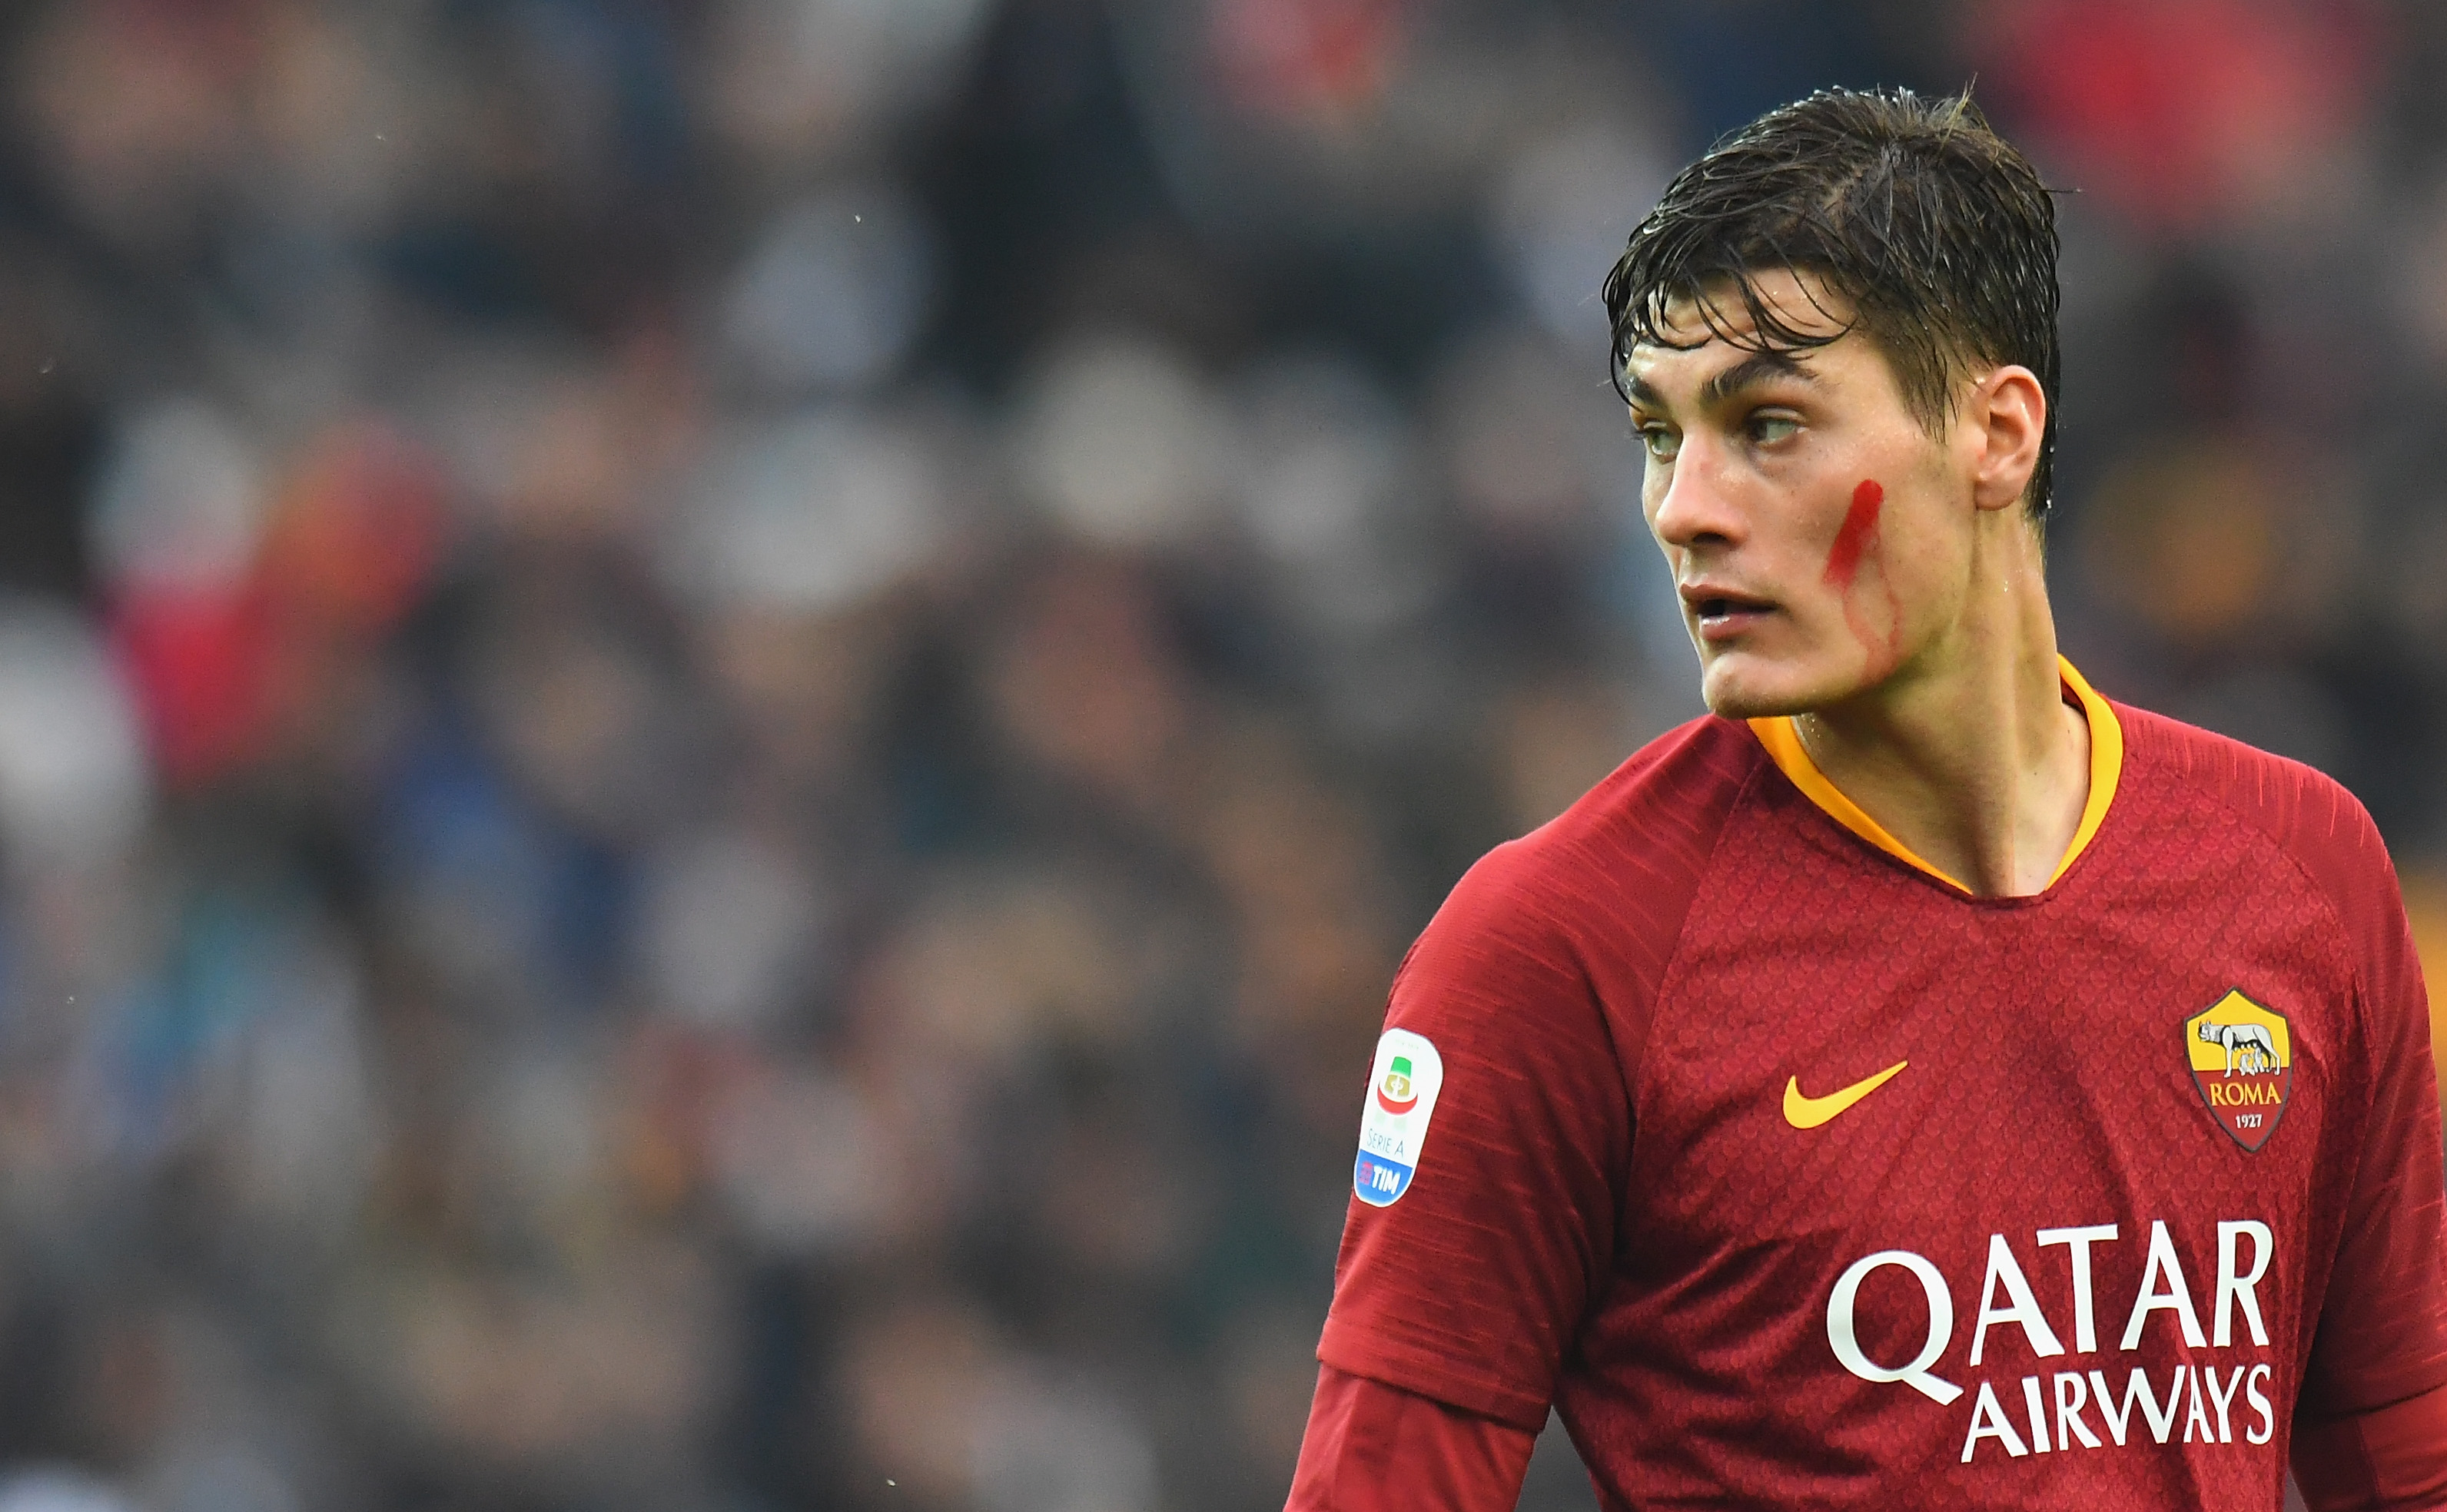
left=1821, top=480, right=1884, bottom=589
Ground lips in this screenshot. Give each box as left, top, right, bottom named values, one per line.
left=1679, top=583, right=1778, bottom=641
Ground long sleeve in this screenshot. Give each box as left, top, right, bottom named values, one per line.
left=1284, top=1364, right=1538, bottom=1512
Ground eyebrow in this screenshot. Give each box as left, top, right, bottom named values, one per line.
left=1625, top=348, right=1818, bottom=413
left=1698, top=349, right=1815, bottom=408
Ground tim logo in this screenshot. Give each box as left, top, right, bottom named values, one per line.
left=1354, top=1153, right=1412, bottom=1203
left=2183, top=990, right=2293, bottom=1152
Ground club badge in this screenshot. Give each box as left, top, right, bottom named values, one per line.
left=2183, top=989, right=2293, bottom=1152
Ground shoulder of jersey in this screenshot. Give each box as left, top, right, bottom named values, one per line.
left=1420, top=715, right=1759, bottom=963
left=1509, top=713, right=1761, bottom=867
left=2114, top=698, right=2392, bottom=902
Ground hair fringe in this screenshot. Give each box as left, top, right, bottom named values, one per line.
left=1602, top=84, right=2063, bottom=516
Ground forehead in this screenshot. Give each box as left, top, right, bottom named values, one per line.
left=1622, top=270, right=1866, bottom=398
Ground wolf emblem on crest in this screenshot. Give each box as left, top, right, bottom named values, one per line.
left=2198, top=1018, right=2279, bottom=1077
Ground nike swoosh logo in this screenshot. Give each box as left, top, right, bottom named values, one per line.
left=1783, top=1060, right=1910, bottom=1129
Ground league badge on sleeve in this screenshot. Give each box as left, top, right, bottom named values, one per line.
left=2183, top=989, right=2293, bottom=1152
left=1353, top=1030, right=1443, bottom=1206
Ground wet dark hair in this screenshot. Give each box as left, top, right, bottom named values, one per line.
left=1602, top=87, right=2062, bottom=516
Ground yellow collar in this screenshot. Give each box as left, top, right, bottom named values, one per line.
left=1746, top=657, right=2123, bottom=895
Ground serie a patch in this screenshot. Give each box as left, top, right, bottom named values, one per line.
left=1354, top=1029, right=1443, bottom=1206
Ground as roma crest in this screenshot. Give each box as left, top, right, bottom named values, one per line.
left=2183, top=989, right=2292, bottom=1152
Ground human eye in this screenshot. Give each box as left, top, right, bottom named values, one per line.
left=1745, top=412, right=1801, bottom=446
left=1636, top=423, right=1681, bottom=461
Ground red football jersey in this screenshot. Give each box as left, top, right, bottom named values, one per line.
left=1317, top=662, right=2447, bottom=1507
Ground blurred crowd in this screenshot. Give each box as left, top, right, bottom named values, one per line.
left=0, top=2, right=2438, bottom=1510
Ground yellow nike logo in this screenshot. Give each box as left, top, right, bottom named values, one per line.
left=1783, top=1060, right=1910, bottom=1129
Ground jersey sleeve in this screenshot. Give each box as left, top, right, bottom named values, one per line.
left=2287, top=793, right=2447, bottom=1434
left=1314, top=844, right=1637, bottom=1430
left=1283, top=1364, right=1536, bottom=1511
left=2292, top=1380, right=2447, bottom=1510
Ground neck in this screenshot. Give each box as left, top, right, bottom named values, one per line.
left=1794, top=516, right=2087, bottom=898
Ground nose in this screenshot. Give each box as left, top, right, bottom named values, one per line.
left=1647, top=433, right=1745, bottom=553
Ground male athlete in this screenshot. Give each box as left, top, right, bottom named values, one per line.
left=1287, top=89, right=2447, bottom=1508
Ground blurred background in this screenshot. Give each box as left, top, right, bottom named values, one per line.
left=0, top=0, right=2435, bottom=1509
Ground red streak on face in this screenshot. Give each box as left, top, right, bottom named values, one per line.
left=1824, top=479, right=1884, bottom=589
left=1824, top=479, right=1903, bottom=681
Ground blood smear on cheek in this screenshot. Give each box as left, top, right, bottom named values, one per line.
left=1823, top=480, right=1883, bottom=589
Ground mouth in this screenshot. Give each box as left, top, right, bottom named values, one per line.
left=1682, top=585, right=1778, bottom=641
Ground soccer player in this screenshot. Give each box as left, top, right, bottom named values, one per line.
left=1287, top=89, right=2447, bottom=1509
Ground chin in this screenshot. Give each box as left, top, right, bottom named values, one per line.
left=1696, top=652, right=1856, bottom=720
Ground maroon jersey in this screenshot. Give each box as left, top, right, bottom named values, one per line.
left=1318, top=663, right=2447, bottom=1507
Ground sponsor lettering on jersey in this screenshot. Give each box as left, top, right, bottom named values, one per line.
left=2183, top=990, right=2293, bottom=1151
left=1824, top=1219, right=2280, bottom=1464
left=1354, top=1030, right=1443, bottom=1207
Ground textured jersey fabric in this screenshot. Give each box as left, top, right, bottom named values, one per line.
left=1285, top=1364, right=1535, bottom=1509
left=1312, top=677, right=2447, bottom=1508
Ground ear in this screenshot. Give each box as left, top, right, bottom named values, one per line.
left=1966, top=365, right=2047, bottom=514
